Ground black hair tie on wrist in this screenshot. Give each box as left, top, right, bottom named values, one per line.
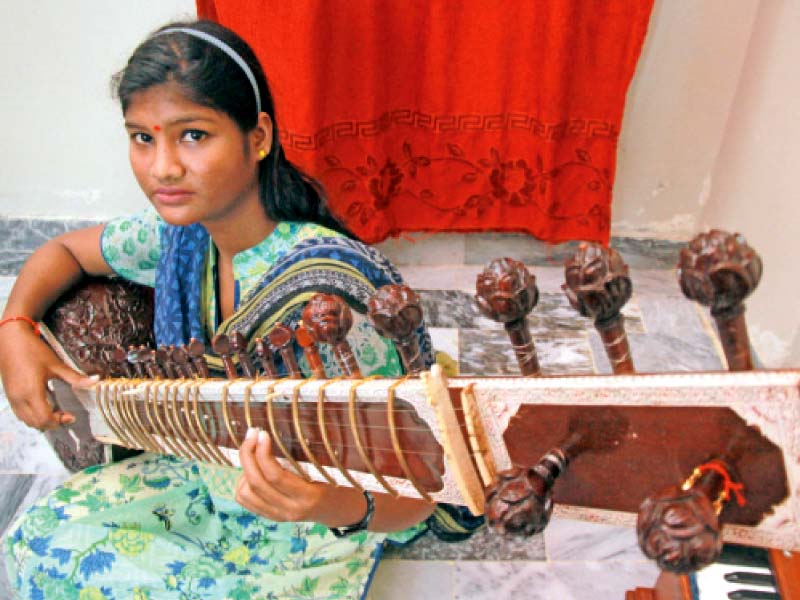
left=329, top=490, right=375, bottom=537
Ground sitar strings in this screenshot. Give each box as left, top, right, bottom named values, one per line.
left=93, top=378, right=477, bottom=459
left=93, top=377, right=454, bottom=498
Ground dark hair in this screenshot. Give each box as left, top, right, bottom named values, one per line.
left=112, top=20, right=349, bottom=235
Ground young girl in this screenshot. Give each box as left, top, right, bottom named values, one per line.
left=1, top=20, right=436, bottom=599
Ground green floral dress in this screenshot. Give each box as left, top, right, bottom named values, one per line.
left=4, top=210, right=422, bottom=599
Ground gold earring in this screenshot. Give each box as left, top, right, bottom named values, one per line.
left=258, top=149, right=267, bottom=160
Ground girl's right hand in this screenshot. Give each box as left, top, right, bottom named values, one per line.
left=0, top=322, right=97, bottom=431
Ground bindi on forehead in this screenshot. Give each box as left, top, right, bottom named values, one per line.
left=153, top=125, right=162, bottom=132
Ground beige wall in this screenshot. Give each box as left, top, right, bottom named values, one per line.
left=699, top=0, right=800, bottom=367
left=611, top=0, right=760, bottom=239
left=0, top=0, right=196, bottom=218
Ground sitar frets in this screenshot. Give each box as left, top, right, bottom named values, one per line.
left=90, top=377, right=447, bottom=499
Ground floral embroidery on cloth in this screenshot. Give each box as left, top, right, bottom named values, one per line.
left=4, top=454, right=424, bottom=599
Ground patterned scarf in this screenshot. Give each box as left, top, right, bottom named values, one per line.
left=152, top=222, right=434, bottom=372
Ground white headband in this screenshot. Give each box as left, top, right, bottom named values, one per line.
left=156, top=27, right=262, bottom=114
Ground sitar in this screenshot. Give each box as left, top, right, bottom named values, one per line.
left=37, top=229, right=800, bottom=584
left=49, top=365, right=800, bottom=554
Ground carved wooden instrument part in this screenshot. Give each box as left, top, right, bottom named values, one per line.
left=486, top=407, right=628, bottom=536
left=186, top=338, right=209, bottom=378
left=677, top=230, right=762, bottom=371
left=211, top=334, right=238, bottom=379
left=637, top=457, right=745, bottom=573
left=254, top=337, right=279, bottom=378
left=295, top=322, right=326, bottom=379
left=170, top=345, right=195, bottom=378
left=475, top=257, right=541, bottom=376
left=34, top=258, right=800, bottom=558
left=563, top=242, right=635, bottom=374
left=155, top=346, right=178, bottom=379
left=126, top=346, right=146, bottom=379
left=637, top=248, right=761, bottom=582
left=112, top=345, right=133, bottom=378
left=268, top=323, right=302, bottom=379
left=303, top=293, right=362, bottom=378
left=367, top=284, right=426, bottom=375
left=230, top=331, right=256, bottom=378
left=140, top=346, right=165, bottom=379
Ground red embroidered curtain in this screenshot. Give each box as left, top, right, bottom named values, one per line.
left=197, top=1, right=653, bottom=244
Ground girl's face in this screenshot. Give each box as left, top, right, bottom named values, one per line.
left=124, top=82, right=269, bottom=228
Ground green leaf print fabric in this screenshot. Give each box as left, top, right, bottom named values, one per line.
left=5, top=454, right=419, bottom=599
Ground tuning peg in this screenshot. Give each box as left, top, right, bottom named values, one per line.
left=268, top=323, right=303, bottom=379
left=295, top=322, right=326, bottom=379
left=126, top=345, right=146, bottom=378
left=637, top=457, right=745, bottom=573
left=563, top=242, right=634, bottom=374
left=155, top=345, right=179, bottom=379
left=112, top=344, right=134, bottom=378
left=211, top=334, right=238, bottom=379
left=367, top=284, right=425, bottom=375
left=486, top=408, right=628, bottom=536
left=254, top=337, right=279, bottom=378
left=139, top=346, right=164, bottom=379
left=302, top=293, right=362, bottom=378
left=186, top=338, right=209, bottom=378
left=677, top=230, right=761, bottom=371
left=171, top=345, right=195, bottom=378
left=230, top=331, right=256, bottom=378
left=476, top=258, right=541, bottom=376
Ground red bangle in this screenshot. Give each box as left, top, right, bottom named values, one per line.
left=0, top=316, right=41, bottom=336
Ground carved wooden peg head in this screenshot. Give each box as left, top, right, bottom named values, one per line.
left=171, top=345, right=194, bottom=378
left=229, top=331, right=255, bottom=377
left=294, top=322, right=315, bottom=349
left=485, top=464, right=557, bottom=537
left=186, top=338, right=205, bottom=361
left=367, top=284, right=423, bottom=343
left=677, top=230, right=762, bottom=318
left=295, top=322, right=326, bottom=379
left=211, top=334, right=238, bottom=379
left=185, top=338, right=209, bottom=377
left=563, top=242, right=632, bottom=324
left=254, top=336, right=278, bottom=378
left=475, top=257, right=539, bottom=324
left=126, top=345, right=146, bottom=378
left=112, top=344, right=133, bottom=378
left=268, top=323, right=303, bottom=378
left=211, top=334, right=231, bottom=357
left=367, top=284, right=426, bottom=375
left=302, top=293, right=354, bottom=344
left=637, top=485, right=723, bottom=573
left=267, top=323, right=294, bottom=351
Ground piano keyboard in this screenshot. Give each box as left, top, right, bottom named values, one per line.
left=693, top=545, right=781, bottom=600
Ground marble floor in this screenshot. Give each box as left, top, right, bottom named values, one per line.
left=0, top=243, right=725, bottom=599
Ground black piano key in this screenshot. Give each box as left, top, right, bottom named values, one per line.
left=717, top=544, right=772, bottom=569
left=728, top=590, right=780, bottom=600
left=724, top=572, right=777, bottom=587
